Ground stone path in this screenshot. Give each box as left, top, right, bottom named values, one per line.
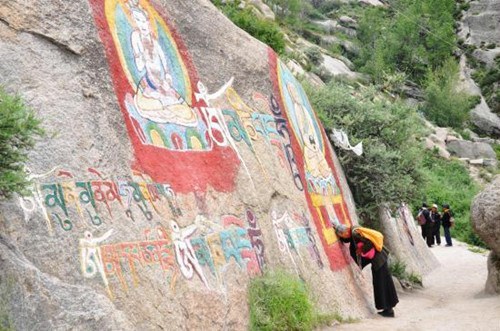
left=323, top=240, right=500, bottom=331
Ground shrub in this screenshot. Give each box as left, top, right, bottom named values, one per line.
left=0, top=87, right=44, bottom=199
left=305, top=81, right=426, bottom=224
left=248, top=271, right=338, bottom=330
left=305, top=47, right=323, bottom=66
left=421, top=58, right=472, bottom=129
left=217, top=5, right=286, bottom=54
left=355, top=0, right=456, bottom=84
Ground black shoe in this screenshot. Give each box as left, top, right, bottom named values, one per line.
left=378, top=309, right=395, bottom=317
left=445, top=244, right=452, bottom=247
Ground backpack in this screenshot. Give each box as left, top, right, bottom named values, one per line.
left=352, top=226, right=384, bottom=252
left=417, top=210, right=426, bottom=225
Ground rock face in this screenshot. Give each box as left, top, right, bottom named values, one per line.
left=446, top=139, right=497, bottom=163
left=322, top=54, right=359, bottom=79
left=379, top=204, right=439, bottom=277
left=0, top=0, right=384, bottom=329
left=459, top=0, right=500, bottom=47
left=486, top=252, right=500, bottom=294
left=458, top=0, right=500, bottom=136
left=471, top=98, right=500, bottom=137
left=471, top=176, right=500, bottom=294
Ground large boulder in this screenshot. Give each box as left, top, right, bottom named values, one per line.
left=471, top=98, right=500, bottom=138
left=379, top=204, right=439, bottom=277
left=321, top=54, right=359, bottom=79
left=446, top=139, right=497, bottom=163
left=471, top=176, right=500, bottom=253
left=486, top=252, right=500, bottom=294
left=471, top=176, right=500, bottom=294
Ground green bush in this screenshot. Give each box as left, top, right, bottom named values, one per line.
left=216, top=4, right=286, bottom=54
left=249, top=271, right=337, bottom=330
left=493, top=144, right=500, bottom=160
left=305, top=81, right=426, bottom=224
left=421, top=58, right=473, bottom=129
left=355, top=0, right=456, bottom=84
left=0, top=87, right=44, bottom=199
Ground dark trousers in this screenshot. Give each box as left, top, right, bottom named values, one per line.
left=372, top=261, right=399, bottom=310
left=433, top=222, right=441, bottom=245
left=443, top=226, right=452, bottom=246
left=425, top=223, right=434, bottom=247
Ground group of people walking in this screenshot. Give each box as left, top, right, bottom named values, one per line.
left=417, top=203, right=454, bottom=247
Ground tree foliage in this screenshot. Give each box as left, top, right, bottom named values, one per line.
left=421, top=58, right=472, bottom=128
left=215, top=3, right=286, bottom=54
left=305, top=81, right=426, bottom=223
left=356, top=0, right=457, bottom=84
left=0, top=87, right=44, bottom=199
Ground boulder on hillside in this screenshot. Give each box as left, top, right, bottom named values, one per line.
left=471, top=175, right=500, bottom=294
left=312, top=20, right=357, bottom=37
left=246, top=0, right=275, bottom=20
left=472, top=48, right=500, bottom=68
left=425, top=137, right=451, bottom=159
left=321, top=54, right=358, bottom=79
left=339, top=15, right=358, bottom=29
left=446, top=139, right=497, bottom=163
left=471, top=98, right=500, bottom=137
left=359, top=0, right=385, bottom=6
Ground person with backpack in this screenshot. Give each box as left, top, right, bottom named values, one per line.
left=441, top=204, right=454, bottom=247
left=335, top=223, right=399, bottom=317
left=417, top=203, right=433, bottom=247
left=431, top=204, right=442, bottom=246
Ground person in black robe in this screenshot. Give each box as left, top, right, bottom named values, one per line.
left=335, top=224, right=399, bottom=317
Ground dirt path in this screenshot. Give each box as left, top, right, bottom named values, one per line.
left=324, top=240, right=500, bottom=331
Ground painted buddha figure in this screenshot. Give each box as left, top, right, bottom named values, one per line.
left=129, top=6, right=197, bottom=127
left=286, top=82, right=340, bottom=226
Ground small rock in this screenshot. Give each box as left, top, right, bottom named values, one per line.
left=339, top=15, right=357, bottom=28
left=469, top=158, right=484, bottom=165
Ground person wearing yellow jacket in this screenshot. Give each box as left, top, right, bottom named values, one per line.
left=335, top=224, right=399, bottom=317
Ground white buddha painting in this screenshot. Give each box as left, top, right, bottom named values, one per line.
left=128, top=5, right=197, bottom=127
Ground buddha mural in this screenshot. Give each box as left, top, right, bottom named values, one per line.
left=278, top=61, right=350, bottom=246
left=105, top=0, right=209, bottom=150
left=129, top=6, right=197, bottom=126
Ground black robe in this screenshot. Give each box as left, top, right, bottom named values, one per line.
left=342, top=235, right=399, bottom=311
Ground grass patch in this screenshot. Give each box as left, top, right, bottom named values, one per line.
left=492, top=144, right=500, bottom=160
left=213, top=2, right=286, bottom=54
left=248, top=270, right=344, bottom=330
left=467, top=245, right=488, bottom=254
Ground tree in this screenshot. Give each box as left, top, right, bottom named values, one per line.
left=304, top=81, right=426, bottom=224
left=0, top=87, right=44, bottom=198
